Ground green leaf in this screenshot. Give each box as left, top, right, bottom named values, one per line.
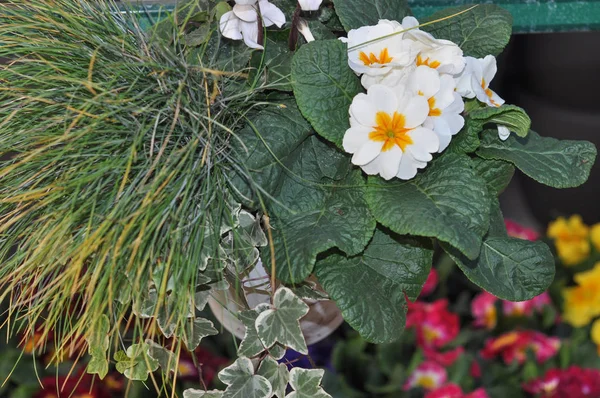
left=86, top=314, right=110, bottom=379
left=316, top=228, right=433, bottom=343
left=214, top=2, right=232, bottom=22
left=114, top=343, right=159, bottom=381
left=184, top=390, right=224, bottom=398
left=146, top=340, right=178, bottom=374
left=256, top=287, right=309, bottom=354
left=292, top=40, right=362, bottom=147
left=477, top=130, right=597, bottom=188
left=286, top=368, right=332, bottom=398
left=290, top=281, right=329, bottom=301
left=444, top=237, right=555, bottom=301
left=366, top=154, right=490, bottom=260
left=470, top=157, right=514, bottom=196
left=421, top=5, right=513, bottom=58
left=219, top=357, right=273, bottom=398
left=470, top=105, right=531, bottom=138
left=238, top=304, right=271, bottom=358
left=332, top=0, right=411, bottom=31
left=182, top=317, right=219, bottom=350
left=257, top=357, right=289, bottom=398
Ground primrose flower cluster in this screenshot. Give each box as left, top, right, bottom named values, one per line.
left=342, top=18, right=505, bottom=180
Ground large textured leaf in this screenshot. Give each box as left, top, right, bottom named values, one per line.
left=366, top=154, right=490, bottom=260
left=422, top=5, right=513, bottom=58
left=286, top=368, right=332, bottom=398
left=255, top=288, right=309, bottom=354
left=219, top=357, right=273, bottom=398
left=332, top=0, right=411, bottom=31
left=292, top=40, right=362, bottom=147
left=470, top=157, right=514, bottom=196
left=257, top=357, right=289, bottom=398
left=444, top=237, right=555, bottom=301
left=85, top=315, right=110, bottom=379
left=263, top=136, right=375, bottom=283
left=469, top=105, right=531, bottom=138
left=316, top=228, right=433, bottom=343
left=477, top=130, right=597, bottom=188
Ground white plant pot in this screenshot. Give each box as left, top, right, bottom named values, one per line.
left=208, top=260, right=344, bottom=346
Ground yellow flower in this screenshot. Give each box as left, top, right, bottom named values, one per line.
left=591, top=223, right=600, bottom=252
left=562, top=263, right=600, bottom=327
left=547, top=215, right=590, bottom=266
left=592, top=319, right=600, bottom=355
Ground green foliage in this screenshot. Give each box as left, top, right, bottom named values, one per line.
left=316, top=228, right=433, bottom=343
left=422, top=5, right=513, bottom=58
left=469, top=105, right=531, bottom=138
left=184, top=390, right=224, bottom=398
left=332, top=0, right=411, bottom=31
left=292, top=40, right=363, bottom=147
left=115, top=343, right=159, bottom=381
left=238, top=305, right=272, bottom=358
left=470, top=158, right=515, bottom=196
left=286, top=368, right=332, bottom=398
left=255, top=288, right=310, bottom=354
left=477, top=130, right=597, bottom=188
left=219, top=357, right=273, bottom=398
left=182, top=317, right=219, bottom=350
left=85, top=315, right=110, bottom=379
left=366, top=154, right=490, bottom=260
left=257, top=357, right=290, bottom=398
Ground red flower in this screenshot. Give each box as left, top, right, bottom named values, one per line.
left=481, top=331, right=560, bottom=365
left=523, top=367, right=600, bottom=397
left=34, top=372, right=110, bottom=398
left=470, top=361, right=482, bottom=379
left=471, top=292, right=497, bottom=330
left=194, top=347, right=229, bottom=386
left=420, top=268, right=439, bottom=297
left=502, top=292, right=553, bottom=317
left=425, top=383, right=489, bottom=398
left=423, top=346, right=464, bottom=367
left=505, top=219, right=539, bottom=241
left=407, top=300, right=459, bottom=349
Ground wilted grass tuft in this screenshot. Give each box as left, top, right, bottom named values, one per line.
left=0, top=0, right=263, bottom=374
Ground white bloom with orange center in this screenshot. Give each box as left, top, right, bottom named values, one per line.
left=401, top=16, right=465, bottom=75
left=343, top=85, right=439, bottom=180
left=455, top=55, right=505, bottom=107
left=403, top=362, right=447, bottom=391
left=220, top=0, right=285, bottom=50
left=343, top=20, right=417, bottom=77
left=407, top=66, right=465, bottom=151
left=360, top=63, right=415, bottom=90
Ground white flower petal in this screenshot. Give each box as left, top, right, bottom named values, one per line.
left=401, top=16, right=420, bottom=29
left=350, top=94, right=377, bottom=127
left=399, top=95, right=429, bottom=128
left=219, top=11, right=243, bottom=41
left=446, top=92, right=465, bottom=114
left=437, top=131, right=453, bottom=152
left=396, top=151, right=423, bottom=180
left=240, top=20, right=263, bottom=49
left=498, top=125, right=511, bottom=141
left=236, top=0, right=258, bottom=4
left=368, top=85, right=399, bottom=115
left=259, top=0, right=286, bottom=28
left=444, top=113, right=465, bottom=136
left=481, top=55, right=498, bottom=86
left=343, top=126, right=371, bottom=153
left=377, top=146, right=403, bottom=180
left=298, top=0, right=323, bottom=11
left=434, top=74, right=457, bottom=109
left=352, top=139, right=384, bottom=166
left=233, top=4, right=258, bottom=22
left=409, top=66, right=440, bottom=98
left=406, top=127, right=439, bottom=161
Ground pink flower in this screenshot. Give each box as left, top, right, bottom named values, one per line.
left=523, top=367, right=600, bottom=397
left=502, top=292, right=552, bottom=317
left=424, top=384, right=489, bottom=398
left=423, top=346, right=464, bottom=367
left=481, top=331, right=560, bottom=365
left=404, top=362, right=447, bottom=391
left=471, top=291, right=497, bottom=329
left=470, top=361, right=481, bottom=379
left=523, top=369, right=561, bottom=396
left=408, top=300, right=460, bottom=348
left=420, top=268, right=439, bottom=297
left=505, top=219, right=540, bottom=241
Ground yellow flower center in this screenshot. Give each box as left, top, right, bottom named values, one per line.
left=416, top=375, right=437, bottom=389
left=359, top=48, right=393, bottom=66
left=484, top=306, right=497, bottom=329
left=481, top=78, right=500, bottom=107
left=422, top=324, right=441, bottom=344
left=427, top=97, right=442, bottom=117
left=417, top=54, right=441, bottom=69
left=369, top=111, right=413, bottom=152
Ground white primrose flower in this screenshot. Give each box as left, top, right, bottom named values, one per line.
left=343, top=85, right=440, bottom=180
left=298, top=0, right=323, bottom=11
left=219, top=0, right=286, bottom=50
left=407, top=66, right=465, bottom=152
left=455, top=55, right=505, bottom=107
left=401, top=16, right=465, bottom=75
left=360, top=64, right=415, bottom=90
left=342, top=20, right=417, bottom=77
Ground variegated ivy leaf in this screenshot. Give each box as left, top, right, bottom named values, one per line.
left=182, top=317, right=218, bottom=350
left=223, top=210, right=268, bottom=273
left=286, top=368, right=331, bottom=398
left=114, top=343, right=159, bottom=381
left=219, top=357, right=273, bottom=398
left=183, top=389, right=224, bottom=398
left=238, top=304, right=271, bottom=358
left=86, top=314, right=110, bottom=379
left=268, top=344, right=287, bottom=360
left=146, top=340, right=177, bottom=374
left=256, top=288, right=309, bottom=355
left=257, top=357, right=289, bottom=398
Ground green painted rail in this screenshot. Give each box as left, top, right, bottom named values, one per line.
left=126, top=0, right=600, bottom=33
